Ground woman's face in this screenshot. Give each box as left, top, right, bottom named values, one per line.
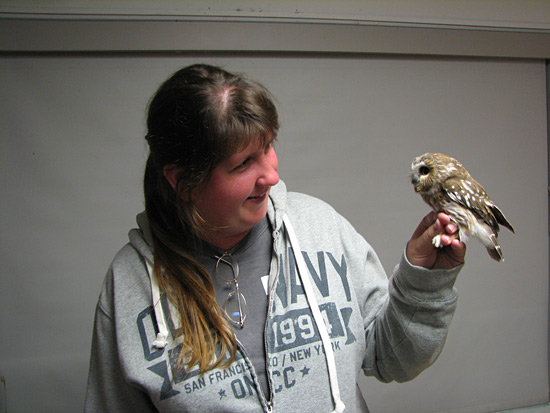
left=193, top=140, right=279, bottom=249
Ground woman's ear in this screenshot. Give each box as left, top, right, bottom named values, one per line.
left=163, top=164, right=181, bottom=191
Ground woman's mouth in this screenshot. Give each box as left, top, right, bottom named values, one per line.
left=247, top=192, right=267, bottom=203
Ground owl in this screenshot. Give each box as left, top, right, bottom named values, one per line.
left=410, top=152, right=514, bottom=261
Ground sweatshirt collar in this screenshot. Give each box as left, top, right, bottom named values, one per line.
left=267, top=180, right=287, bottom=234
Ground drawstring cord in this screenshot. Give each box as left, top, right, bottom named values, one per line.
left=283, top=214, right=346, bottom=413
left=145, top=259, right=169, bottom=349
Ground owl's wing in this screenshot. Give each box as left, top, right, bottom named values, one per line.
left=442, top=177, right=500, bottom=230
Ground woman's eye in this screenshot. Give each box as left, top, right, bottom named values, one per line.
left=236, top=157, right=252, bottom=170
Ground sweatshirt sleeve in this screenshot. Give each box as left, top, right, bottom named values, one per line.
left=362, top=249, right=461, bottom=383
left=84, top=270, right=157, bottom=412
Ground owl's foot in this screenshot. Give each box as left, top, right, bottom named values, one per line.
left=432, top=233, right=444, bottom=248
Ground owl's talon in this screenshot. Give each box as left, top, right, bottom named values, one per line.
left=432, top=234, right=443, bottom=248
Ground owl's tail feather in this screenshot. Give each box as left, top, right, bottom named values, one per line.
left=487, top=234, right=504, bottom=262
left=491, top=204, right=515, bottom=234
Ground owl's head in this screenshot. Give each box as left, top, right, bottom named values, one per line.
left=410, top=152, right=459, bottom=194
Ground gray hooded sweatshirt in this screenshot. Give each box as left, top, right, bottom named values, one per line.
left=85, top=180, right=461, bottom=412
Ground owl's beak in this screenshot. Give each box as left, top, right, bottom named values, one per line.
left=410, top=174, right=422, bottom=193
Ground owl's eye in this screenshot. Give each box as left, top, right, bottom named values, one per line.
left=419, top=166, right=430, bottom=176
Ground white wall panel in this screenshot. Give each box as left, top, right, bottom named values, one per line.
left=0, top=53, right=547, bottom=413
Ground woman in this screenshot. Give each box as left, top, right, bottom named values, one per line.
left=85, top=64, right=465, bottom=412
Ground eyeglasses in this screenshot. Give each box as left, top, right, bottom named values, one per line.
left=215, top=252, right=247, bottom=328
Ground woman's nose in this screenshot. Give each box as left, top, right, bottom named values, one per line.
left=257, top=149, right=279, bottom=187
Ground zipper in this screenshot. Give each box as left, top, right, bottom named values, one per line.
left=236, top=338, right=274, bottom=413
left=232, top=227, right=279, bottom=413
left=262, top=227, right=280, bottom=411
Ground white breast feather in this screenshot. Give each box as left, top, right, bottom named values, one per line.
left=443, top=202, right=494, bottom=249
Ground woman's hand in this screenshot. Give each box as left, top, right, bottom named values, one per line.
left=406, top=212, right=466, bottom=270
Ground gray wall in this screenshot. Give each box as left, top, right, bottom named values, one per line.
left=1, top=8, right=549, bottom=413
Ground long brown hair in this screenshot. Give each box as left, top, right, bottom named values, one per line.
left=144, top=64, right=279, bottom=372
